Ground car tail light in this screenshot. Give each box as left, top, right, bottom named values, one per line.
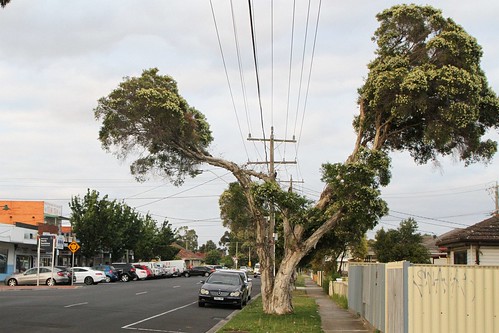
left=57, top=271, right=64, bottom=277
left=96, top=272, right=103, bottom=276
left=130, top=267, right=136, bottom=272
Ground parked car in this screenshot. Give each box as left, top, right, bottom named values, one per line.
left=133, top=266, right=149, bottom=280
left=198, top=271, right=249, bottom=309
left=92, top=264, right=119, bottom=282
left=133, top=264, right=153, bottom=279
left=4, top=267, right=70, bottom=286
left=253, top=263, right=260, bottom=278
left=184, top=266, right=215, bottom=277
left=222, top=269, right=253, bottom=300
left=111, top=263, right=138, bottom=282
left=70, top=267, right=106, bottom=285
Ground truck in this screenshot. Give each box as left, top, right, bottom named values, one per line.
left=159, top=260, right=186, bottom=277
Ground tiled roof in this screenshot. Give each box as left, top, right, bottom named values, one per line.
left=436, top=215, right=499, bottom=246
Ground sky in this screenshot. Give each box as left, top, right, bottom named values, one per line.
left=1, top=0, right=498, bottom=247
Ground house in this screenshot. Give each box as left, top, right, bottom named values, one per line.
left=436, top=215, right=499, bottom=265
left=421, top=234, right=448, bottom=264
left=173, top=244, right=206, bottom=268
left=0, top=200, right=71, bottom=282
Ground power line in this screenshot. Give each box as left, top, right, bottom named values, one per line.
left=209, top=0, right=250, bottom=160
left=247, top=0, right=268, bottom=167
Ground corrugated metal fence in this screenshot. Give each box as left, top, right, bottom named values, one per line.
left=346, top=263, right=499, bottom=333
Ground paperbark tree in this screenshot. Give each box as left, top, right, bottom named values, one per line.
left=93, top=5, right=498, bottom=314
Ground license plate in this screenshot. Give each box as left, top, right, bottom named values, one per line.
left=214, top=297, right=224, bottom=301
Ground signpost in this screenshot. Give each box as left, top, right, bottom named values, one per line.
left=37, top=235, right=55, bottom=286
left=68, top=241, right=80, bottom=286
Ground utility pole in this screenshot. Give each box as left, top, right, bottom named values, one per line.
left=247, top=126, right=297, bottom=277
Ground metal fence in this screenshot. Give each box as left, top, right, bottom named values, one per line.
left=345, top=263, right=499, bottom=333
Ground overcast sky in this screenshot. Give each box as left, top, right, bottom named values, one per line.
left=1, top=0, right=498, bottom=247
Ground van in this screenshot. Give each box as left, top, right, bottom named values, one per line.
left=253, top=263, right=260, bottom=277
left=159, top=260, right=186, bottom=277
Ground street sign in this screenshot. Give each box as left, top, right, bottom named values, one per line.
left=68, top=241, right=80, bottom=253
left=39, top=235, right=54, bottom=253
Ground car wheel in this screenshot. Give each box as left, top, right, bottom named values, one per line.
left=105, top=276, right=111, bottom=283
left=198, top=302, right=205, bottom=307
left=204, top=272, right=209, bottom=277
left=121, top=274, right=130, bottom=282
left=237, top=301, right=244, bottom=309
left=46, top=278, right=55, bottom=286
left=184, top=272, right=190, bottom=277
left=7, top=278, right=17, bottom=286
left=84, top=276, right=94, bottom=285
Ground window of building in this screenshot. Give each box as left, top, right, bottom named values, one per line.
left=0, top=248, right=7, bottom=274
left=454, top=250, right=467, bottom=264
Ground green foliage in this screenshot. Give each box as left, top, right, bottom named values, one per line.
left=69, top=189, right=176, bottom=261
left=199, top=240, right=218, bottom=253
left=373, top=218, right=431, bottom=263
left=205, top=249, right=222, bottom=265
left=331, top=293, right=348, bottom=310
left=175, top=226, right=198, bottom=251
left=94, top=68, right=213, bottom=185
left=357, top=4, right=499, bottom=165
left=219, top=182, right=254, bottom=234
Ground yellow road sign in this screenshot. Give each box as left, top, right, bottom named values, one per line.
left=68, top=241, right=80, bottom=253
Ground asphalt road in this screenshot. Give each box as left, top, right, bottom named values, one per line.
left=0, top=275, right=261, bottom=333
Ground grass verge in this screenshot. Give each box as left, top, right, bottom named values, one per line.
left=217, top=289, right=321, bottom=333
left=331, top=293, right=348, bottom=309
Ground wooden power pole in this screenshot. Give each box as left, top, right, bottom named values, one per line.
left=247, top=126, right=296, bottom=277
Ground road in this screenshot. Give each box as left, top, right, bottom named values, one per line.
left=0, top=275, right=261, bottom=333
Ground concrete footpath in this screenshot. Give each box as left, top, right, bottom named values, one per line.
left=304, top=277, right=374, bottom=333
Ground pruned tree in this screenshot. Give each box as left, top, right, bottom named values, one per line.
left=94, top=5, right=498, bottom=314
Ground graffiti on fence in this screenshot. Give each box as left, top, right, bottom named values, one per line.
left=412, top=267, right=474, bottom=300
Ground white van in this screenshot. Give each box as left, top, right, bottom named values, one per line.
left=253, top=263, right=260, bottom=277
left=160, top=260, right=186, bottom=277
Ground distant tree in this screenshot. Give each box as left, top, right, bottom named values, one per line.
left=70, top=189, right=176, bottom=261
left=373, top=218, right=430, bottom=263
left=205, top=249, right=222, bottom=265
left=176, top=226, right=198, bottom=251
left=199, top=240, right=217, bottom=253
left=153, top=221, right=178, bottom=260
left=350, top=235, right=369, bottom=261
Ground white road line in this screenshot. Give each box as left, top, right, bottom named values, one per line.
left=136, top=291, right=148, bottom=295
left=172, top=285, right=180, bottom=288
left=64, top=302, right=88, bottom=308
left=122, top=301, right=197, bottom=330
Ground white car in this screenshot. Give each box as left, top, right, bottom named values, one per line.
left=134, top=267, right=148, bottom=280
left=71, top=267, right=106, bottom=285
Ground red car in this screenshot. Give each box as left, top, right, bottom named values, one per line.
left=133, top=264, right=153, bottom=279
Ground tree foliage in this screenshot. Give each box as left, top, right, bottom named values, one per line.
left=94, top=68, right=213, bottom=185
left=176, top=226, right=198, bottom=251
left=93, top=4, right=498, bottom=315
left=373, top=218, right=430, bottom=263
left=69, top=189, right=176, bottom=261
left=356, top=5, right=499, bottom=164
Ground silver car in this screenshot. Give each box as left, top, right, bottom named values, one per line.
left=4, top=267, right=70, bottom=286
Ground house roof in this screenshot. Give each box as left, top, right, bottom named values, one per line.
left=436, top=215, right=499, bottom=247
left=421, top=235, right=447, bottom=257
left=171, top=243, right=206, bottom=261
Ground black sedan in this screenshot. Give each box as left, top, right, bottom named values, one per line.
left=198, top=271, right=249, bottom=309
left=184, top=265, right=215, bottom=277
